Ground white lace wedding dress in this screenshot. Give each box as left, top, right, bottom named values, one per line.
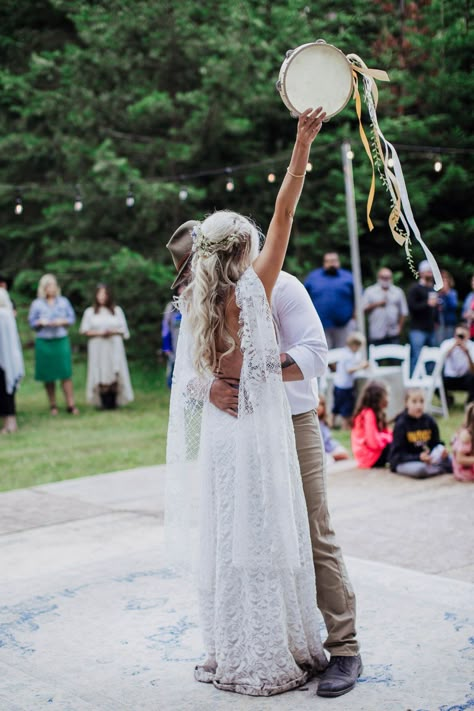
left=165, top=266, right=326, bottom=696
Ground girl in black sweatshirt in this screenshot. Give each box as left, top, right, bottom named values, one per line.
left=389, top=388, right=453, bottom=478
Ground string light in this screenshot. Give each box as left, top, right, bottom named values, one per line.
left=73, top=184, right=83, bottom=212
left=3, top=140, right=467, bottom=214
left=14, top=191, right=23, bottom=215
left=225, top=168, right=234, bottom=192
left=126, top=183, right=135, bottom=207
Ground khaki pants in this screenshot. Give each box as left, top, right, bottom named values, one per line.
left=292, top=410, right=359, bottom=656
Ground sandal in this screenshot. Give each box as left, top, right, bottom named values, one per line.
left=67, top=406, right=80, bottom=415
left=50, top=405, right=59, bottom=416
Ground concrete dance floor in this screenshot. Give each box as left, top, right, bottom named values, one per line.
left=0, top=463, right=473, bottom=711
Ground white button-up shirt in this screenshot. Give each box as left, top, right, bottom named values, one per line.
left=442, top=338, right=474, bottom=377
left=272, top=271, right=328, bottom=415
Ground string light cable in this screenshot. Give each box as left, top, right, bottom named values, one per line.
left=1, top=141, right=471, bottom=211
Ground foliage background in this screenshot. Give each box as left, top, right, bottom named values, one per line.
left=0, top=0, right=472, bottom=357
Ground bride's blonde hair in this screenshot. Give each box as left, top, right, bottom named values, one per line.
left=180, top=210, right=260, bottom=375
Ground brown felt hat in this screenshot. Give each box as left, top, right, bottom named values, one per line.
left=166, top=220, right=199, bottom=289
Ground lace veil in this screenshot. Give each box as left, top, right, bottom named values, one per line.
left=164, top=266, right=304, bottom=583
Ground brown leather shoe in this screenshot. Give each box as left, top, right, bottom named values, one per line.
left=316, top=654, right=363, bottom=697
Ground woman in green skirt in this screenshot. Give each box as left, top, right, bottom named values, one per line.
left=28, top=274, right=79, bottom=415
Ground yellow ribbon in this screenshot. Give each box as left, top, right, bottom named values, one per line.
left=350, top=58, right=406, bottom=246
left=352, top=70, right=376, bottom=231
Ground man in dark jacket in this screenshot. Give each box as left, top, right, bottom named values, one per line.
left=407, top=261, right=438, bottom=374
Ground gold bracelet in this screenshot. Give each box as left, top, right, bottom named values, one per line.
left=286, top=167, right=306, bottom=178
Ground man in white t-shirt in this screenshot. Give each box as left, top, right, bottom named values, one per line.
left=362, top=267, right=408, bottom=345
left=441, top=323, right=474, bottom=404
left=167, top=223, right=362, bottom=698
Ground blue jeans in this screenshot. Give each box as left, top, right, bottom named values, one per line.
left=409, top=329, right=437, bottom=374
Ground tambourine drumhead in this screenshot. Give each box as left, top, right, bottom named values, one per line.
left=278, top=42, right=353, bottom=119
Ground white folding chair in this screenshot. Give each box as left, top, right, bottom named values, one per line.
left=368, top=343, right=411, bottom=386
left=405, top=346, right=449, bottom=418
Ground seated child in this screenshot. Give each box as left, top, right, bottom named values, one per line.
left=451, top=402, right=474, bottom=482
left=332, top=332, right=370, bottom=429
left=389, top=388, right=453, bottom=478
left=317, top=394, right=349, bottom=464
left=351, top=380, right=393, bottom=468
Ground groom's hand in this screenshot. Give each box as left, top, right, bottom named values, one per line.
left=210, top=376, right=239, bottom=417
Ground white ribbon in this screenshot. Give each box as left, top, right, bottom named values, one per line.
left=348, top=54, right=443, bottom=291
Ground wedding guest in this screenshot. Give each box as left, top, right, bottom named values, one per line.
left=317, top=394, right=349, bottom=464
left=441, top=323, right=474, bottom=405
left=462, top=274, right=474, bottom=340
left=407, top=261, right=438, bottom=374
left=351, top=381, right=393, bottom=468
left=80, top=284, right=133, bottom=409
left=451, top=402, right=474, bottom=482
left=0, top=274, right=16, bottom=315
left=389, top=388, right=452, bottom=478
left=0, top=288, right=24, bottom=433
left=161, top=291, right=183, bottom=389
left=436, top=270, right=458, bottom=344
left=305, top=252, right=355, bottom=349
left=332, top=332, right=369, bottom=429
left=362, top=267, right=408, bottom=345
left=28, top=274, right=79, bottom=415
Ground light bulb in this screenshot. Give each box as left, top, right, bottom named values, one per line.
left=179, top=188, right=188, bottom=201
left=267, top=173, right=276, bottom=183
left=306, top=162, right=313, bottom=172
left=434, top=160, right=442, bottom=173
left=14, top=198, right=23, bottom=215
left=226, top=178, right=234, bottom=192
left=74, top=184, right=83, bottom=211
left=126, top=193, right=135, bottom=208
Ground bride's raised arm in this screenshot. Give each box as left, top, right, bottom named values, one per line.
left=253, top=107, right=326, bottom=298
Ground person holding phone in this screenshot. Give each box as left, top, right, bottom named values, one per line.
left=441, top=323, right=474, bottom=405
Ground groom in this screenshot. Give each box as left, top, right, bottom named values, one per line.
left=167, top=222, right=363, bottom=698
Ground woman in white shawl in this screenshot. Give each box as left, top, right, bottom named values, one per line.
left=0, top=287, right=24, bottom=433
left=166, top=108, right=327, bottom=696
left=80, top=284, right=133, bottom=409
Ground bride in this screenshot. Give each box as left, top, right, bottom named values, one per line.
left=166, top=107, right=327, bottom=696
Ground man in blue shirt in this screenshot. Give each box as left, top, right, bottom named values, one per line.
left=305, top=252, right=355, bottom=349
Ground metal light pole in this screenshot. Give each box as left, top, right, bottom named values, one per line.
left=341, top=140, right=365, bottom=342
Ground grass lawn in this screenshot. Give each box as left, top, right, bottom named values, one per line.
left=0, top=346, right=468, bottom=493
left=0, top=349, right=171, bottom=492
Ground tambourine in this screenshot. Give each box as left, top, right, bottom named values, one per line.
left=276, top=40, right=353, bottom=120
left=276, top=39, right=442, bottom=290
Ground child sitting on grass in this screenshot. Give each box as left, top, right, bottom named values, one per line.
left=451, top=402, right=474, bottom=482
left=317, top=394, right=349, bottom=464
left=351, top=380, right=393, bottom=468
left=389, top=388, right=452, bottom=478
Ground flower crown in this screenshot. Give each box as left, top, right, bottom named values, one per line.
left=191, top=224, right=240, bottom=257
